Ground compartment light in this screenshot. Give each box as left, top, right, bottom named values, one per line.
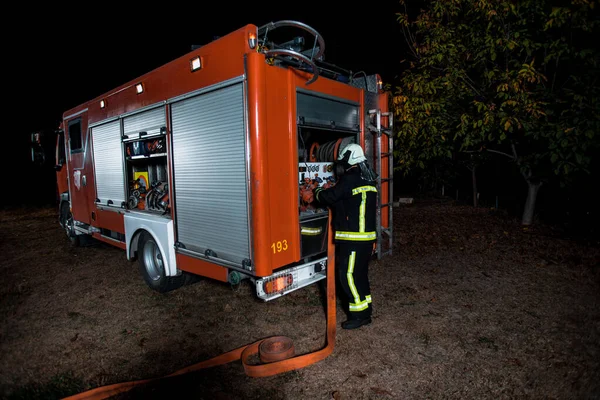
left=135, top=83, right=144, bottom=94
left=248, top=32, right=257, bottom=49
left=190, top=56, right=202, bottom=72
left=100, top=99, right=106, bottom=108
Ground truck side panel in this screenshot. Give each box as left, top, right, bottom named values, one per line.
left=245, top=52, right=270, bottom=277
left=176, top=253, right=229, bottom=283
left=247, top=51, right=364, bottom=276
left=64, top=27, right=254, bottom=261
left=94, top=208, right=125, bottom=234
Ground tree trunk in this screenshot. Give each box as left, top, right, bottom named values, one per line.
left=471, top=166, right=478, bottom=208
left=521, top=181, right=542, bottom=225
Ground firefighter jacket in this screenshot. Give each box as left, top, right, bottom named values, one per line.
left=314, top=168, right=378, bottom=243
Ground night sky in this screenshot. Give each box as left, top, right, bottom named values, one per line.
left=16, top=8, right=404, bottom=136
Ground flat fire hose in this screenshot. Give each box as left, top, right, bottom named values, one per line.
left=63, top=213, right=336, bottom=400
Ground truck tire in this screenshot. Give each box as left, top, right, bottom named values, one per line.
left=60, top=202, right=80, bottom=247
left=137, top=231, right=187, bottom=293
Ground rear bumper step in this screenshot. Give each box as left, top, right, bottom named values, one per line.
left=254, top=256, right=327, bottom=301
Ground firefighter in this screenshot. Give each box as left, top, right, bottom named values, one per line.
left=314, top=143, right=378, bottom=329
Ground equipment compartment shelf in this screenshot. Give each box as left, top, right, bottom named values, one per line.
left=127, top=153, right=167, bottom=160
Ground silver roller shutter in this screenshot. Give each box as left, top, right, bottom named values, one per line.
left=170, top=82, right=250, bottom=266
left=297, top=91, right=360, bottom=131
left=123, top=106, right=165, bottom=138
left=92, top=120, right=125, bottom=206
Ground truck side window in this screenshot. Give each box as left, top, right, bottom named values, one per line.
left=69, top=119, right=82, bottom=153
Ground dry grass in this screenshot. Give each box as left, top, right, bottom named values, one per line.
left=1, top=199, right=599, bottom=399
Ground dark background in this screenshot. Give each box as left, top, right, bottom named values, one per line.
left=6, top=6, right=598, bottom=239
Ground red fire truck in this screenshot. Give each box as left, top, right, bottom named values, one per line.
left=52, top=20, right=394, bottom=300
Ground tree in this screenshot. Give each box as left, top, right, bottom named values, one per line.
left=392, top=0, right=600, bottom=225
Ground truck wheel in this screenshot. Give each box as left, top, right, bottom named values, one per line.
left=138, top=232, right=186, bottom=293
left=60, top=202, right=80, bottom=247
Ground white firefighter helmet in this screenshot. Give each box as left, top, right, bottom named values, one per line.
left=338, top=143, right=366, bottom=165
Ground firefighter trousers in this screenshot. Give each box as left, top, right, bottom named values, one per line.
left=336, top=241, right=373, bottom=320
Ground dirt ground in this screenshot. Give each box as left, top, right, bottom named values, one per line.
left=1, top=199, right=599, bottom=400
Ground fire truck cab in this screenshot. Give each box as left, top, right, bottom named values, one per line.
left=54, top=20, right=393, bottom=300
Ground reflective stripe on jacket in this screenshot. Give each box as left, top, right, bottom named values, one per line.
left=314, top=169, right=378, bottom=243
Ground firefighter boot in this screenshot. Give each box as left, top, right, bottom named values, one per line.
left=341, top=317, right=372, bottom=330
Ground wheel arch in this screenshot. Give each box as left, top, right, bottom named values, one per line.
left=124, top=215, right=178, bottom=277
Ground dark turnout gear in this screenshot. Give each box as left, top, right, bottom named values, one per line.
left=314, top=169, right=378, bottom=244
left=314, top=163, right=377, bottom=324
left=337, top=241, right=373, bottom=320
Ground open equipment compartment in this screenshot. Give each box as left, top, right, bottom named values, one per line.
left=122, top=106, right=170, bottom=216
left=296, top=92, right=359, bottom=258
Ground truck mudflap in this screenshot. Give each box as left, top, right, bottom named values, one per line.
left=255, top=256, right=327, bottom=301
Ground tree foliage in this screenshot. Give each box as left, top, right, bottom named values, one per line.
left=392, top=0, right=600, bottom=222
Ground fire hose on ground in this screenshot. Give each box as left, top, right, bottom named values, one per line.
left=63, top=212, right=337, bottom=400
